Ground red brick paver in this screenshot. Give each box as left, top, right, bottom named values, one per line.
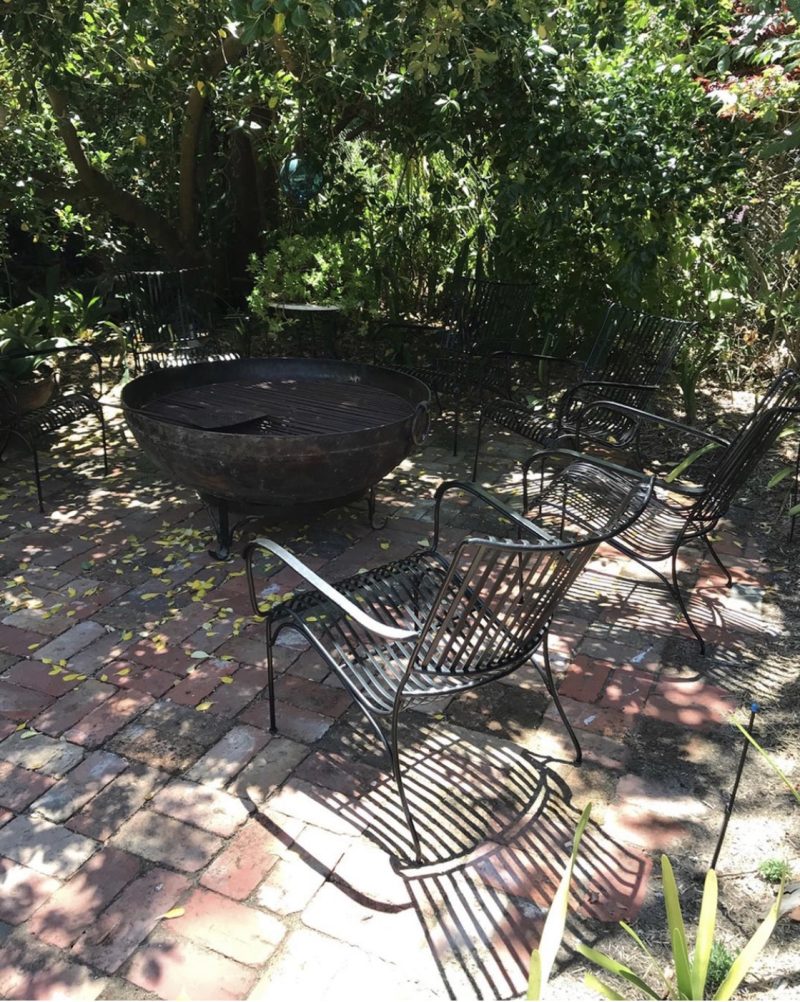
left=165, top=887, right=286, bottom=965
left=125, top=935, right=257, bottom=1000
left=71, top=868, right=190, bottom=973
left=28, top=846, right=142, bottom=948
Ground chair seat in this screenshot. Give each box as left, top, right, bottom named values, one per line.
left=136, top=342, right=240, bottom=371
left=482, top=398, right=563, bottom=445
left=14, top=392, right=101, bottom=437
left=274, top=552, right=520, bottom=716
left=527, top=461, right=707, bottom=562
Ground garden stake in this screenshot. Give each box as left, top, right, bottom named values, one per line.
left=710, top=702, right=759, bottom=870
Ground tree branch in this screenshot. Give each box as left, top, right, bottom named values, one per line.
left=178, top=32, right=245, bottom=246
left=47, top=86, right=186, bottom=261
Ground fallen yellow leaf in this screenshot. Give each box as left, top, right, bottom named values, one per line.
left=161, top=907, right=186, bottom=920
left=195, top=701, right=213, bottom=712
left=219, top=676, right=233, bottom=684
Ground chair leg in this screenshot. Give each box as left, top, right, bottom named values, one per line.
left=542, top=631, right=581, bottom=764
left=790, top=439, right=799, bottom=543
left=671, top=547, right=705, bottom=655
left=471, top=408, right=485, bottom=483
left=703, top=534, right=733, bottom=588
left=28, top=437, right=44, bottom=513
left=97, top=408, right=110, bottom=476
left=389, top=706, right=423, bottom=864
left=266, top=616, right=277, bottom=734
left=452, top=389, right=461, bottom=457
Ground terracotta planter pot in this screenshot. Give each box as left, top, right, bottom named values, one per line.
left=14, top=371, right=55, bottom=413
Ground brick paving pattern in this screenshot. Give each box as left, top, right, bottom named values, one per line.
left=0, top=403, right=787, bottom=1000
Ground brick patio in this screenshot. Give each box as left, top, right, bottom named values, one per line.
left=0, top=404, right=784, bottom=1000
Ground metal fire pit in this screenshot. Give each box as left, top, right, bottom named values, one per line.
left=122, top=357, right=431, bottom=556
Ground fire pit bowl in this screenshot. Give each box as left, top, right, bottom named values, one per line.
left=122, top=357, right=430, bottom=556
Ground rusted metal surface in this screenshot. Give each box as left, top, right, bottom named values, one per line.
left=121, top=357, right=430, bottom=514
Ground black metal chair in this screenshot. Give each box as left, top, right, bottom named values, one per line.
left=373, top=278, right=542, bottom=455
left=245, top=470, right=652, bottom=863
left=472, top=302, right=697, bottom=480
left=114, top=267, right=238, bottom=373
left=522, top=370, right=800, bottom=653
left=0, top=346, right=109, bottom=512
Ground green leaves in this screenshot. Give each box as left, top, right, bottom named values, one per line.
left=579, top=853, right=785, bottom=1000
left=663, top=442, right=722, bottom=484
left=712, top=881, right=783, bottom=1000
left=527, top=803, right=592, bottom=1000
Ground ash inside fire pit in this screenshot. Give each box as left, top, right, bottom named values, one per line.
left=122, top=357, right=430, bottom=557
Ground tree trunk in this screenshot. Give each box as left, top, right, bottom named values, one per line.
left=47, top=87, right=188, bottom=264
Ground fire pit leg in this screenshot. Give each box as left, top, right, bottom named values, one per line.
left=200, top=495, right=235, bottom=561
left=366, top=485, right=388, bottom=530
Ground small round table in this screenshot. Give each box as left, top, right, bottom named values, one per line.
left=268, top=302, right=342, bottom=357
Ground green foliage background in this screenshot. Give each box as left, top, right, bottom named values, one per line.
left=0, top=0, right=798, bottom=370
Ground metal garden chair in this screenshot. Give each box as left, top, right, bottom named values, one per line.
left=373, top=278, right=542, bottom=454
left=245, top=469, right=652, bottom=863
left=472, top=302, right=697, bottom=480
left=114, top=266, right=238, bottom=373
left=0, top=345, right=109, bottom=512
left=522, top=369, right=800, bottom=653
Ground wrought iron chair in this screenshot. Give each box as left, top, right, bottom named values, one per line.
left=472, top=302, right=697, bottom=480
left=245, top=469, right=652, bottom=863
left=114, top=266, right=238, bottom=373
left=0, top=346, right=109, bottom=512
left=522, top=369, right=800, bottom=653
left=372, top=278, right=544, bottom=454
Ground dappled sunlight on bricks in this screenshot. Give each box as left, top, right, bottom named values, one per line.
left=0, top=403, right=792, bottom=1000
left=643, top=677, right=738, bottom=729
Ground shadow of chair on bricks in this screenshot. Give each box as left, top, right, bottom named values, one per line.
left=254, top=716, right=651, bottom=1002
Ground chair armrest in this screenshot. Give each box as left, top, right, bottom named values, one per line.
left=485, top=349, right=577, bottom=366
left=575, top=398, right=730, bottom=446
left=432, top=479, right=560, bottom=550
left=520, top=448, right=651, bottom=510
left=244, top=538, right=418, bottom=641
left=373, top=320, right=441, bottom=334
left=559, top=379, right=658, bottom=416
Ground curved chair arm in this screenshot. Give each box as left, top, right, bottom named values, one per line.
left=557, top=379, right=658, bottom=422
left=520, top=448, right=651, bottom=511
left=520, top=447, right=695, bottom=518
left=432, top=479, right=559, bottom=551
left=244, top=537, right=418, bottom=641
left=484, top=349, right=576, bottom=365
left=372, top=320, right=442, bottom=336
left=574, top=398, right=730, bottom=447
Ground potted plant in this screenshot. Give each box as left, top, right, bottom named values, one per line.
left=0, top=299, right=74, bottom=413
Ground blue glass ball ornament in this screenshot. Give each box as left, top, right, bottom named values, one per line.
left=278, top=152, right=324, bottom=206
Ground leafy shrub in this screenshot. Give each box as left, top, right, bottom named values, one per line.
left=757, top=858, right=792, bottom=885
left=247, top=232, right=378, bottom=324
left=705, top=941, right=735, bottom=997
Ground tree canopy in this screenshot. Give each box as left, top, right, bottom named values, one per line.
left=0, top=0, right=798, bottom=352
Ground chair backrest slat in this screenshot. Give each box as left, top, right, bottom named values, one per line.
left=467, top=279, right=539, bottom=354
left=412, top=471, right=651, bottom=676
left=694, top=399, right=799, bottom=524
left=582, top=303, right=695, bottom=390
